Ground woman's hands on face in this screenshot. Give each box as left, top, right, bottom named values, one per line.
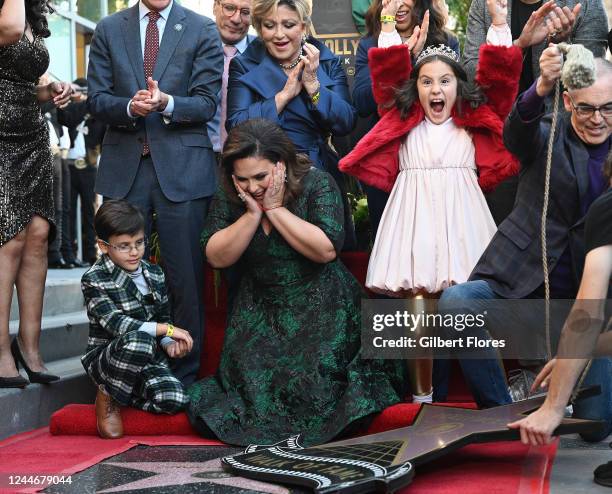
left=262, top=162, right=286, bottom=211
left=232, top=175, right=263, bottom=220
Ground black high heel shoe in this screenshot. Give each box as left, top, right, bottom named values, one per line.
left=10, top=338, right=60, bottom=384
left=0, top=374, right=29, bottom=388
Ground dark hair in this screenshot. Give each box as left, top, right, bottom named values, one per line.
left=221, top=119, right=312, bottom=206
left=391, top=55, right=487, bottom=119
left=94, top=200, right=145, bottom=242
left=365, top=0, right=450, bottom=45
left=7, top=0, right=54, bottom=38
left=604, top=149, right=612, bottom=182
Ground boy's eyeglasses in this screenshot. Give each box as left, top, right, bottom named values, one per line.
left=566, top=93, right=612, bottom=120
left=218, top=2, right=251, bottom=20
left=100, top=238, right=147, bottom=254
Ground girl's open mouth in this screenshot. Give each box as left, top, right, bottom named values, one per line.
left=430, top=99, right=445, bottom=114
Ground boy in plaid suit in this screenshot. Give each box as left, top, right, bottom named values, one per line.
left=81, top=200, right=193, bottom=439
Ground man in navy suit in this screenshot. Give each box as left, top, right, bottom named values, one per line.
left=87, top=0, right=223, bottom=385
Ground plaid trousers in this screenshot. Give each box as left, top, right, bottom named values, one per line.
left=86, top=331, right=188, bottom=414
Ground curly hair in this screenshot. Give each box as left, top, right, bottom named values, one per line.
left=364, top=0, right=450, bottom=46
left=0, top=0, right=53, bottom=38
left=221, top=119, right=312, bottom=206
left=391, top=56, right=487, bottom=119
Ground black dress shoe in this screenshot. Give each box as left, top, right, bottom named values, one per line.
left=48, top=258, right=74, bottom=269
left=0, top=375, right=29, bottom=388
left=10, top=339, right=60, bottom=384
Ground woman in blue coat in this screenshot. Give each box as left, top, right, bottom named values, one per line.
left=352, top=0, right=459, bottom=239
left=226, top=0, right=357, bottom=248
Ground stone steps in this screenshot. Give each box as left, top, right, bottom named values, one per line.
left=0, top=356, right=95, bottom=440
left=3, top=268, right=93, bottom=440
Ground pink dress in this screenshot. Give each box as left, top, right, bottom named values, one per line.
left=366, top=117, right=497, bottom=296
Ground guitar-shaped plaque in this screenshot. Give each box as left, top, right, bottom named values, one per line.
left=222, top=391, right=605, bottom=493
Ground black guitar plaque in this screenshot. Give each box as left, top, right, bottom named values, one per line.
left=223, top=393, right=605, bottom=493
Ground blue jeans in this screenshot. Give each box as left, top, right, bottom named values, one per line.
left=573, top=357, right=612, bottom=442
left=434, top=281, right=612, bottom=437
left=433, top=280, right=512, bottom=408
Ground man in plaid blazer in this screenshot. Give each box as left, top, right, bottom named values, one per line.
left=82, top=200, right=193, bottom=439
left=434, top=47, right=612, bottom=422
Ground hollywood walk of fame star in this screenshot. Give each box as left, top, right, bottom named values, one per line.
left=97, top=457, right=291, bottom=493
left=223, top=393, right=605, bottom=493
left=320, top=394, right=605, bottom=466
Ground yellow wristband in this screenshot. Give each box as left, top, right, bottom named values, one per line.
left=165, top=323, right=174, bottom=338
left=311, top=90, right=320, bottom=105
left=380, top=15, right=396, bottom=23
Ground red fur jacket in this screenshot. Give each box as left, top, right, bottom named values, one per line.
left=339, top=43, right=522, bottom=193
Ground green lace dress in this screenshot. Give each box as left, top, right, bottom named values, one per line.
left=187, top=168, right=406, bottom=446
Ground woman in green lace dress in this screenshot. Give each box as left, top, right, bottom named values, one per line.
left=187, top=120, right=406, bottom=446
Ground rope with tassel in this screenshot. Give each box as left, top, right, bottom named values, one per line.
left=541, top=41, right=595, bottom=402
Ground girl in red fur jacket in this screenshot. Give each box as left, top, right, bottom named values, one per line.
left=339, top=0, right=522, bottom=403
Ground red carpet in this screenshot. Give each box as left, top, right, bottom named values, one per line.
left=50, top=402, right=479, bottom=436
left=0, top=426, right=557, bottom=494
left=398, top=441, right=558, bottom=494
left=0, top=427, right=222, bottom=493
left=5, top=252, right=555, bottom=492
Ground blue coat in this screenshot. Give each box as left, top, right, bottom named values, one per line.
left=226, top=37, right=357, bottom=172
left=88, top=3, right=223, bottom=201
left=352, top=34, right=460, bottom=119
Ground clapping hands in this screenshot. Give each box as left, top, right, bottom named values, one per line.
left=301, top=42, right=321, bottom=96
left=404, top=10, right=430, bottom=58
left=129, top=77, right=169, bottom=117
left=515, top=1, right=581, bottom=49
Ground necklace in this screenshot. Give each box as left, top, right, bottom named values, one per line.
left=279, top=46, right=303, bottom=70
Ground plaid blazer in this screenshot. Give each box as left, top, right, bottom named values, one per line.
left=470, top=105, right=612, bottom=299
left=81, top=255, right=171, bottom=370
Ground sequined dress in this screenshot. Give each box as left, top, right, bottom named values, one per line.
left=0, top=33, right=54, bottom=246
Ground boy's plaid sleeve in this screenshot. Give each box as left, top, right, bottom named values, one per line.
left=82, top=278, right=146, bottom=338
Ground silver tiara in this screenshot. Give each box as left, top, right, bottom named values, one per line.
left=415, top=44, right=460, bottom=66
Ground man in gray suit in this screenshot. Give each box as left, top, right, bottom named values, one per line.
left=88, top=0, right=223, bottom=384
left=463, top=0, right=608, bottom=86
left=207, top=0, right=255, bottom=156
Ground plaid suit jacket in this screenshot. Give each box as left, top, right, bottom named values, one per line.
left=81, top=255, right=171, bottom=370
left=470, top=105, right=611, bottom=299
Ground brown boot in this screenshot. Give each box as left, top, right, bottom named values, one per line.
left=95, top=386, right=123, bottom=439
